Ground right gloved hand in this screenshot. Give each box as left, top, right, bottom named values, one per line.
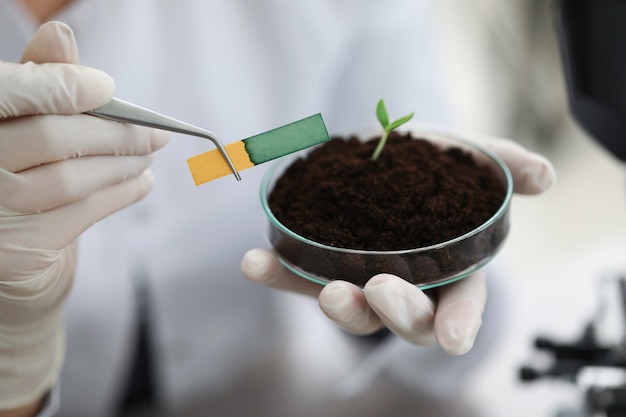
left=242, top=129, right=556, bottom=356
left=0, top=21, right=170, bottom=412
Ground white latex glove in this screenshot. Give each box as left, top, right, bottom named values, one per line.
left=241, top=131, right=556, bottom=355
left=0, top=22, right=169, bottom=411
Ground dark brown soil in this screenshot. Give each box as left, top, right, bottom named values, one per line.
left=265, top=131, right=510, bottom=287
left=269, top=131, right=506, bottom=251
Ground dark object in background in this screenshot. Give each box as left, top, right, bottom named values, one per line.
left=520, top=275, right=626, bottom=417
left=555, top=0, right=626, bottom=161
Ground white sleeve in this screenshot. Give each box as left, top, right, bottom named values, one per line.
left=34, top=385, right=60, bottom=417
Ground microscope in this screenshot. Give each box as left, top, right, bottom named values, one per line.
left=520, top=1, right=626, bottom=416
left=520, top=275, right=626, bottom=416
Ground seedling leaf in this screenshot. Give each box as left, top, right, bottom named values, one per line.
left=376, top=99, right=390, bottom=128
left=388, top=112, right=415, bottom=131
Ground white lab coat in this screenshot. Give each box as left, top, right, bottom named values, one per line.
left=0, top=1, right=506, bottom=416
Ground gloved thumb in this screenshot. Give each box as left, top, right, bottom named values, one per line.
left=0, top=21, right=115, bottom=119
left=20, top=20, right=80, bottom=64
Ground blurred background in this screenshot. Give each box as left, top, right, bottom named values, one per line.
left=435, top=0, right=626, bottom=264
left=436, top=0, right=626, bottom=416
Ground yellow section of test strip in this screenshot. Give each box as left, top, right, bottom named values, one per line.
left=187, top=141, right=254, bottom=185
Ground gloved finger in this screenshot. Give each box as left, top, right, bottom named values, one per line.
left=0, top=61, right=114, bottom=119
left=5, top=169, right=157, bottom=250
left=20, top=21, right=79, bottom=65
left=433, top=271, right=486, bottom=355
left=0, top=153, right=154, bottom=214
left=241, top=248, right=323, bottom=298
left=363, top=274, right=436, bottom=346
left=6, top=21, right=114, bottom=118
left=478, top=137, right=556, bottom=195
left=318, top=280, right=384, bottom=335
left=0, top=114, right=170, bottom=173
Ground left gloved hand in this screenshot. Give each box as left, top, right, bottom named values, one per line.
left=0, top=21, right=169, bottom=412
left=241, top=134, right=555, bottom=355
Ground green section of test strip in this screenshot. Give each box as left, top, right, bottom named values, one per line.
left=243, top=114, right=329, bottom=164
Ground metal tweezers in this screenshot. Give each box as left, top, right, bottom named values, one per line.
left=87, top=97, right=241, bottom=180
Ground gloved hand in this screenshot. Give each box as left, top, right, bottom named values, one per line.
left=241, top=131, right=555, bottom=355
left=0, top=21, right=169, bottom=411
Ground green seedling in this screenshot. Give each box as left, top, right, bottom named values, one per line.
left=371, top=99, right=415, bottom=161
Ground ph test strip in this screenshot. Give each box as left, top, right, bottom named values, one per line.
left=187, top=113, right=329, bottom=185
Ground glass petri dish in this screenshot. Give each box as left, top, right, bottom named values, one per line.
left=260, top=124, right=513, bottom=289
